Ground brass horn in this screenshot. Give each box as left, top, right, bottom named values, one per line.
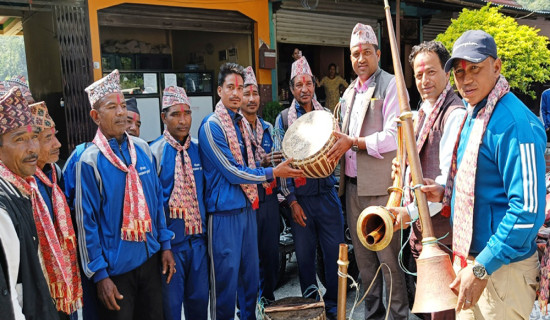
left=356, top=120, right=407, bottom=251
left=381, top=0, right=457, bottom=313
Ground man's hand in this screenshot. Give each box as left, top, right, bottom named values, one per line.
left=391, top=157, right=399, bottom=180
left=161, top=250, right=176, bottom=284
left=261, top=151, right=284, bottom=168
left=97, top=277, right=123, bottom=311
left=388, top=207, right=411, bottom=232
left=420, top=178, right=445, bottom=203
left=326, top=131, right=354, bottom=162
left=450, top=265, right=488, bottom=312
left=273, top=158, right=304, bottom=178
left=290, top=201, right=307, bottom=227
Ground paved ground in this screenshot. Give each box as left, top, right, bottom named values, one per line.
left=273, top=254, right=549, bottom=320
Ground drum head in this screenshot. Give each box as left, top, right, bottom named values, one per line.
left=282, top=110, right=334, bottom=161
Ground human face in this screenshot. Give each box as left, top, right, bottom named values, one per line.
left=452, top=57, right=501, bottom=106
left=328, top=65, right=336, bottom=78
left=126, top=111, right=141, bottom=137
left=241, top=85, right=260, bottom=117
left=0, top=126, right=40, bottom=178
left=37, top=127, right=61, bottom=169
left=290, top=74, right=314, bottom=107
left=350, top=43, right=380, bottom=82
left=413, top=51, right=449, bottom=105
left=217, top=74, right=244, bottom=112
left=292, top=48, right=302, bottom=61
left=162, top=104, right=192, bottom=142
left=90, top=92, right=127, bottom=141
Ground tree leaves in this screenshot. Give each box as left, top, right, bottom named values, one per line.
left=0, top=36, right=28, bottom=81
left=435, top=4, right=550, bottom=99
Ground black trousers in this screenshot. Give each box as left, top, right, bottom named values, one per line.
left=98, top=253, right=164, bottom=320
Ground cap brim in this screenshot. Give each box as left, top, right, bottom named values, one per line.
left=444, top=53, right=490, bottom=73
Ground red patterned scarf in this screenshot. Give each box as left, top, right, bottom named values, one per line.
left=163, top=130, right=202, bottom=234
left=287, top=98, right=324, bottom=127
left=214, top=102, right=259, bottom=209
left=243, top=116, right=276, bottom=195
left=414, top=83, right=452, bottom=152
left=288, top=99, right=324, bottom=187
left=442, top=75, right=509, bottom=268
left=0, top=162, right=83, bottom=313
left=405, top=83, right=452, bottom=205
left=93, top=129, right=152, bottom=241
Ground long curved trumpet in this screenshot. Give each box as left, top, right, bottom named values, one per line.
left=356, top=120, right=406, bottom=251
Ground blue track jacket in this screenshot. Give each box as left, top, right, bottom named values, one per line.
left=254, top=117, right=279, bottom=202
left=540, top=89, right=550, bottom=131
left=451, top=92, right=546, bottom=275
left=150, top=135, right=207, bottom=251
left=275, top=103, right=338, bottom=203
left=63, top=142, right=91, bottom=214
left=75, top=135, right=173, bottom=282
left=198, top=108, right=274, bottom=213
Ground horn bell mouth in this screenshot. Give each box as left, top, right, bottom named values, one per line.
left=357, top=206, right=395, bottom=251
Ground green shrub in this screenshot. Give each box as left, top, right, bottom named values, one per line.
left=436, top=4, right=550, bottom=99
left=262, top=100, right=285, bottom=125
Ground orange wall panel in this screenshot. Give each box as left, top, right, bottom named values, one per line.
left=88, top=0, right=271, bottom=84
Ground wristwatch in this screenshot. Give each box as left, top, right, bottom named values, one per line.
left=351, top=137, right=359, bottom=152
left=472, top=263, right=488, bottom=280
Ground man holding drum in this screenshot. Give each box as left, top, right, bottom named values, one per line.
left=198, top=62, right=302, bottom=320
left=326, top=23, right=408, bottom=320
left=275, top=56, right=345, bottom=320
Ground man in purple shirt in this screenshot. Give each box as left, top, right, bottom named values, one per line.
left=327, top=23, right=408, bottom=320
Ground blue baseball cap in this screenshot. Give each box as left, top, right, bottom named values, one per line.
left=125, top=97, right=140, bottom=115
left=444, top=30, right=498, bottom=72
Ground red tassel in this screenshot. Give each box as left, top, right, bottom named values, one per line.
left=295, top=177, right=306, bottom=188
left=265, top=186, right=273, bottom=195
left=252, top=197, right=259, bottom=210
left=453, top=253, right=467, bottom=269
left=441, top=205, right=451, bottom=218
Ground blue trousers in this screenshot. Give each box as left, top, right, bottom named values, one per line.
left=291, top=189, right=344, bottom=316
left=256, top=194, right=280, bottom=302
left=161, top=237, right=209, bottom=320
left=81, top=264, right=99, bottom=320
left=209, top=208, right=259, bottom=320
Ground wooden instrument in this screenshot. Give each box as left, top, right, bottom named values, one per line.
left=356, top=122, right=406, bottom=251
left=282, top=110, right=338, bottom=178
left=337, top=244, right=349, bottom=320
left=381, top=0, right=457, bottom=313
left=264, top=297, right=326, bottom=320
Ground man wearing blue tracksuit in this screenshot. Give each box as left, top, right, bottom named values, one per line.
left=241, top=66, right=283, bottom=303
left=76, top=70, right=175, bottom=320
left=199, top=63, right=302, bottom=320
left=63, top=142, right=98, bottom=320
left=253, top=120, right=280, bottom=302
left=150, top=85, right=208, bottom=320
left=425, top=30, right=546, bottom=319
left=275, top=101, right=345, bottom=319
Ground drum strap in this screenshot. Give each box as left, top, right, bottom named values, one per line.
left=281, top=108, right=289, bottom=131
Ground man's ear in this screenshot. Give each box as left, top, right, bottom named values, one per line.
left=493, top=58, right=502, bottom=76
left=217, top=86, right=222, bottom=98
left=161, top=111, right=167, bottom=125
left=89, top=108, right=100, bottom=126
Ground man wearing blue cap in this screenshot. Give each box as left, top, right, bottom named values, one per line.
left=422, top=30, right=545, bottom=319
left=125, top=98, right=141, bottom=137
